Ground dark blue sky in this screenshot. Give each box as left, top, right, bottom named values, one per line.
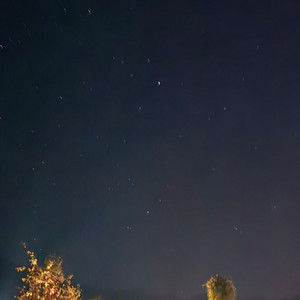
left=1, top=1, right=300, bottom=300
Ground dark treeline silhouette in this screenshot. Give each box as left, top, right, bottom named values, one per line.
left=81, top=287, right=300, bottom=300
left=81, top=288, right=206, bottom=300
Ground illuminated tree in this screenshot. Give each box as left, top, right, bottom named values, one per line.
left=15, top=243, right=82, bottom=300
left=203, top=274, right=236, bottom=300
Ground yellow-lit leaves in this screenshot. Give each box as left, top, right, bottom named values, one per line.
left=203, top=274, right=236, bottom=300
left=15, top=247, right=81, bottom=300
left=16, top=266, right=26, bottom=272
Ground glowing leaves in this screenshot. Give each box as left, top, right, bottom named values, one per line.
left=203, top=274, right=236, bottom=300
left=15, top=244, right=81, bottom=300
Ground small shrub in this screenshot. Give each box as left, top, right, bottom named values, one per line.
left=15, top=243, right=81, bottom=300
left=203, top=274, right=236, bottom=300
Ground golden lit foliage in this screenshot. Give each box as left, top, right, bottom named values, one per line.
left=203, top=274, right=236, bottom=300
left=15, top=243, right=81, bottom=300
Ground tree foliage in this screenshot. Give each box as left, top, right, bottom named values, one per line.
left=203, top=274, right=236, bottom=300
left=15, top=243, right=81, bottom=300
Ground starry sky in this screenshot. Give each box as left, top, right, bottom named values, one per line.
left=1, top=1, right=300, bottom=300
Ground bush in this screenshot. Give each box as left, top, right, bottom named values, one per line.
left=15, top=243, right=81, bottom=300
left=203, top=274, right=236, bottom=300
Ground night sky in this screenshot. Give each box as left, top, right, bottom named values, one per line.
left=1, top=1, right=300, bottom=300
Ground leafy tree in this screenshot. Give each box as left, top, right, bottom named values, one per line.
left=15, top=243, right=82, bottom=300
left=203, top=274, right=236, bottom=300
